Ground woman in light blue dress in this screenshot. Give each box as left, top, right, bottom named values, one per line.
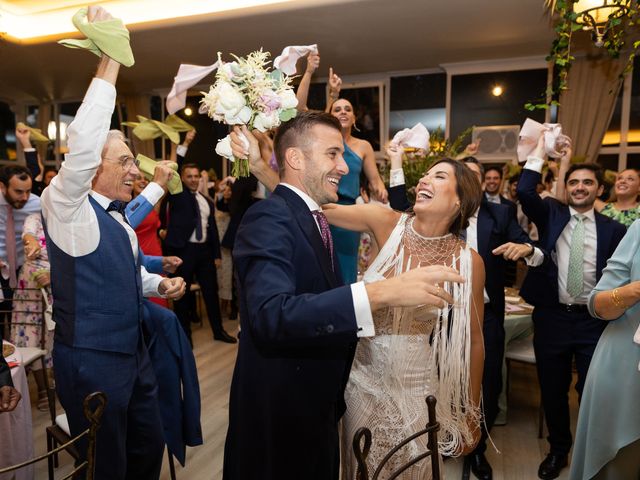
left=570, top=220, right=640, bottom=479
left=329, top=98, right=387, bottom=283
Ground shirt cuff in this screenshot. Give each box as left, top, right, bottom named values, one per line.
left=524, top=155, right=545, bottom=173
left=141, top=182, right=165, bottom=206
left=23, top=148, right=36, bottom=152
left=351, top=281, right=375, bottom=337
left=85, top=78, right=117, bottom=109
left=525, top=246, right=544, bottom=267
left=389, top=169, right=405, bottom=187
left=176, top=145, right=188, bottom=157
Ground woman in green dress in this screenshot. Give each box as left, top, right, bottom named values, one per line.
left=596, top=169, right=640, bottom=227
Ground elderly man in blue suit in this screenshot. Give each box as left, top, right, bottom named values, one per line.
left=222, top=113, right=465, bottom=480
left=40, top=7, right=186, bottom=479
left=517, top=140, right=626, bottom=480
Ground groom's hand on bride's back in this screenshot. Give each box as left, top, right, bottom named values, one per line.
left=365, top=265, right=464, bottom=311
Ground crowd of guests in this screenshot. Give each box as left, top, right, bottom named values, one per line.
left=1, top=6, right=640, bottom=480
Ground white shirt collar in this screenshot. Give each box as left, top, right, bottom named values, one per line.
left=89, top=190, right=113, bottom=210
left=280, top=183, right=321, bottom=212
left=568, top=205, right=595, bottom=222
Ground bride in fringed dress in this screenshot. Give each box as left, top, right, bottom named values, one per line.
left=324, top=158, right=486, bottom=479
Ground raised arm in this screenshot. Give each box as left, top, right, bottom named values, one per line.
left=553, top=143, right=571, bottom=206
left=295, top=52, right=319, bottom=112
left=42, top=7, right=121, bottom=222
left=516, top=137, right=550, bottom=234
left=230, top=126, right=279, bottom=191
left=323, top=202, right=398, bottom=245
left=386, top=143, right=412, bottom=211
left=360, top=141, right=388, bottom=203
left=324, top=67, right=341, bottom=113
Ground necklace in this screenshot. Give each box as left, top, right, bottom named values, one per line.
left=404, top=217, right=462, bottom=267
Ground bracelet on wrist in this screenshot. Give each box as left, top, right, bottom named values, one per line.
left=610, top=288, right=627, bottom=309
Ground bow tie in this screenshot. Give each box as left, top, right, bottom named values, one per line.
left=106, top=200, right=126, bottom=215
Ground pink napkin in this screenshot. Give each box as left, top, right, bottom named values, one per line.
left=273, top=44, right=318, bottom=75
left=166, top=61, right=220, bottom=114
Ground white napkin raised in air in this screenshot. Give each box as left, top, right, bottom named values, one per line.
left=166, top=61, right=220, bottom=115
left=391, top=123, right=430, bottom=151
left=273, top=44, right=318, bottom=75
left=518, top=118, right=571, bottom=162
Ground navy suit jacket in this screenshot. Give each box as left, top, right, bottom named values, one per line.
left=142, top=300, right=202, bottom=466
left=517, top=168, right=626, bottom=307
left=224, top=185, right=358, bottom=480
left=485, top=193, right=517, bottom=219
left=160, top=188, right=221, bottom=258
left=388, top=184, right=532, bottom=320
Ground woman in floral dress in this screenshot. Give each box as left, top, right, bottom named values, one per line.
left=10, top=213, right=53, bottom=410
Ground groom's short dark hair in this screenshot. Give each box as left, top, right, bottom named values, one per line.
left=273, top=110, right=342, bottom=175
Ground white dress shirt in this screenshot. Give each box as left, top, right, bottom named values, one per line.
left=280, top=183, right=375, bottom=337
left=0, top=192, right=41, bottom=267
left=485, top=193, right=501, bottom=204
left=41, top=77, right=165, bottom=297
left=188, top=191, right=210, bottom=243
left=556, top=207, right=597, bottom=305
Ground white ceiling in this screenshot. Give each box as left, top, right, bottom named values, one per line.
left=0, top=0, right=557, bottom=105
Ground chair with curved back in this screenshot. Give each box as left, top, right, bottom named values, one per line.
left=352, top=395, right=441, bottom=480
left=0, top=391, right=106, bottom=480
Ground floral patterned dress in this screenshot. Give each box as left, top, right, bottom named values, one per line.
left=600, top=203, right=640, bottom=228
left=10, top=213, right=53, bottom=370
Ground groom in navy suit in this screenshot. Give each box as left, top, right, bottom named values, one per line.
left=223, top=112, right=464, bottom=480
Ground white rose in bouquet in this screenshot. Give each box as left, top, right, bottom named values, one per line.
left=219, top=61, right=240, bottom=82
left=253, top=111, right=280, bottom=132
left=278, top=89, right=298, bottom=110
left=215, top=135, right=233, bottom=159
left=213, top=82, right=249, bottom=124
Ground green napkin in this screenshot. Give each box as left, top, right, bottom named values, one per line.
left=16, top=122, right=50, bottom=143
left=136, top=154, right=183, bottom=195
left=122, top=115, right=194, bottom=144
left=58, top=7, right=135, bottom=68
left=165, top=115, right=195, bottom=133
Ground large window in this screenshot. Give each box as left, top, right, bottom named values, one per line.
left=600, top=57, right=640, bottom=170
left=450, top=69, right=547, bottom=141
left=389, top=73, right=446, bottom=140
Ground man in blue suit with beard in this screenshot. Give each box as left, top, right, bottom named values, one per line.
left=222, top=113, right=464, bottom=480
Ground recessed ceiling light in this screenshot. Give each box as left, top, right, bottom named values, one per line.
left=492, top=85, right=504, bottom=97
left=0, top=0, right=296, bottom=43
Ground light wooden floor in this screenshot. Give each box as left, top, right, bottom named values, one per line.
left=27, top=315, right=579, bottom=480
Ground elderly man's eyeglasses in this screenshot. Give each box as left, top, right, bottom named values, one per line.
left=105, top=155, right=140, bottom=171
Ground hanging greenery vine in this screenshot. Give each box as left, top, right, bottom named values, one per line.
left=526, top=0, right=640, bottom=111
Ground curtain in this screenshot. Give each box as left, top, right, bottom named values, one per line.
left=121, top=94, right=155, bottom=158
left=558, top=54, right=625, bottom=163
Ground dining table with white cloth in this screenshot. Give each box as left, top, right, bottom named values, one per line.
left=0, top=341, right=34, bottom=480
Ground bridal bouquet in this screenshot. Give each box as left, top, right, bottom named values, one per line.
left=200, top=50, right=298, bottom=177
